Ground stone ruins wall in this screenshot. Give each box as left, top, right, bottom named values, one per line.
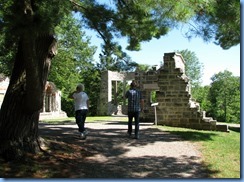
left=134, top=52, right=228, bottom=132
left=97, top=52, right=228, bottom=132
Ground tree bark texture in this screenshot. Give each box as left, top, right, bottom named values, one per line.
left=0, top=1, right=57, bottom=160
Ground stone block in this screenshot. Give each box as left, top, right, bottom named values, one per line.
left=143, top=83, right=159, bottom=90
left=216, top=124, right=229, bottom=132
left=189, top=118, right=201, bottom=123
left=201, top=124, right=211, bottom=130
left=189, top=123, right=202, bottom=130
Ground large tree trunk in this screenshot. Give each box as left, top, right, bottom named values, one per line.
left=0, top=32, right=57, bottom=161
left=0, top=0, right=58, bottom=161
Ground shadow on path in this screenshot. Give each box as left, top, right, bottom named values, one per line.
left=38, top=121, right=214, bottom=178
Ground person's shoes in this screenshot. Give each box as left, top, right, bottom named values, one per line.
left=127, top=132, right=132, bottom=137
left=80, top=132, right=86, bottom=139
left=83, top=130, right=89, bottom=135
left=134, top=134, right=139, bottom=139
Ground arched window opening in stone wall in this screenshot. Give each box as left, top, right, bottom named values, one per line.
left=42, top=81, right=58, bottom=113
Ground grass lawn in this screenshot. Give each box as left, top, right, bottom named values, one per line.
left=40, top=116, right=128, bottom=124
left=158, top=125, right=240, bottom=178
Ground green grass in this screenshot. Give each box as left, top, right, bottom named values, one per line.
left=158, top=125, right=240, bottom=178
left=40, top=116, right=127, bottom=124
left=86, top=116, right=127, bottom=122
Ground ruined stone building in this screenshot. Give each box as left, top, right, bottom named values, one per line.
left=39, top=81, right=67, bottom=119
left=0, top=77, right=67, bottom=120
left=97, top=52, right=228, bottom=132
left=0, top=74, right=9, bottom=108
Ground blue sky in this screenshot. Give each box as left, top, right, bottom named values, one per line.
left=86, top=28, right=240, bottom=86
left=72, top=1, right=241, bottom=86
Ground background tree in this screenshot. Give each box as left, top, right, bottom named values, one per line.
left=208, top=70, right=240, bottom=123
left=98, top=44, right=138, bottom=71
left=0, top=0, right=240, bottom=161
left=176, top=49, right=204, bottom=104
left=136, top=64, right=152, bottom=72
left=185, top=0, right=240, bottom=49
left=48, top=14, right=96, bottom=116
left=177, top=49, right=203, bottom=87
left=192, top=85, right=211, bottom=113
left=0, top=33, right=14, bottom=76
left=81, top=67, right=101, bottom=116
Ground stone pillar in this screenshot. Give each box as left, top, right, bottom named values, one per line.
left=42, top=94, right=46, bottom=112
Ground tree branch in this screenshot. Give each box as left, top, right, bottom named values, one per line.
left=69, top=0, right=87, bottom=11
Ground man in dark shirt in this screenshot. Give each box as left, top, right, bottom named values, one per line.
left=125, top=80, right=144, bottom=139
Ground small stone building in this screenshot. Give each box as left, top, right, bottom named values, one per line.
left=0, top=74, right=9, bottom=108
left=0, top=76, right=67, bottom=120
left=39, top=81, right=67, bottom=119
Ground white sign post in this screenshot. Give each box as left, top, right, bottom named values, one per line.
left=151, top=103, right=159, bottom=125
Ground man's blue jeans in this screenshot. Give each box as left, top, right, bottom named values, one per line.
left=75, top=109, right=88, bottom=133
left=128, top=111, right=140, bottom=136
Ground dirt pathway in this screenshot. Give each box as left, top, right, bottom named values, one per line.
left=39, top=119, right=209, bottom=178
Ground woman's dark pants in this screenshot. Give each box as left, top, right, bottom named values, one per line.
left=75, top=109, right=88, bottom=133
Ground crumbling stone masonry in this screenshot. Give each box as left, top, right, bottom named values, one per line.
left=134, top=52, right=228, bottom=132
left=97, top=52, right=228, bottom=132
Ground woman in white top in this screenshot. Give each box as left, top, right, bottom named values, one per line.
left=69, top=83, right=89, bottom=139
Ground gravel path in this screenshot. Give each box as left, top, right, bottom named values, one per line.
left=39, top=118, right=209, bottom=178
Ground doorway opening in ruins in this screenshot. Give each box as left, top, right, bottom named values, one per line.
left=111, top=81, right=124, bottom=106
left=150, top=90, right=157, bottom=104
left=111, top=80, right=129, bottom=115
left=97, top=71, right=135, bottom=116
left=111, top=80, right=133, bottom=115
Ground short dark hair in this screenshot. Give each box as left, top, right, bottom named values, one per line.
left=130, top=80, right=137, bottom=88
